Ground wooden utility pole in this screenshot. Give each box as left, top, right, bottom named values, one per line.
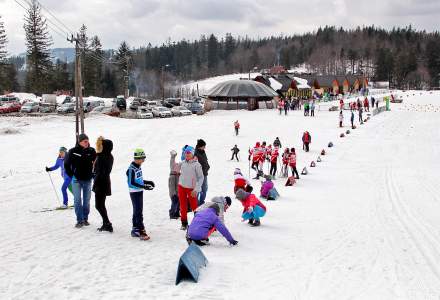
left=69, top=33, right=85, bottom=142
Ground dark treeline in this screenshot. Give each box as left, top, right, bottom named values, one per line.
left=2, top=4, right=440, bottom=98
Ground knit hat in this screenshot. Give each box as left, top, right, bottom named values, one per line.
left=225, top=196, right=232, bottom=207
left=184, top=145, right=195, bottom=155
left=196, top=139, right=206, bottom=148
left=234, top=168, right=242, bottom=175
left=59, top=146, right=67, bottom=152
left=78, top=133, right=89, bottom=143
left=134, top=148, right=146, bottom=159
left=235, top=188, right=249, bottom=201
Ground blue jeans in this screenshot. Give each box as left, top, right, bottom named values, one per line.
left=61, top=176, right=72, bottom=206
left=72, top=178, right=91, bottom=223
left=198, top=176, right=208, bottom=205
left=169, top=194, right=180, bottom=218
left=130, top=192, right=144, bottom=230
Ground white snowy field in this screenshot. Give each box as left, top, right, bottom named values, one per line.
left=1, top=91, right=440, bottom=299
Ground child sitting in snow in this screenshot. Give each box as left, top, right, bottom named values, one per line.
left=260, top=175, right=279, bottom=200
left=186, top=202, right=238, bottom=246
left=235, top=188, right=267, bottom=227
left=233, top=168, right=252, bottom=194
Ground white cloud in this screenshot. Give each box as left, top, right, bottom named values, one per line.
left=0, top=0, right=439, bottom=55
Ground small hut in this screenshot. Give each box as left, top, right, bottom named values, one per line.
left=205, top=79, right=278, bottom=111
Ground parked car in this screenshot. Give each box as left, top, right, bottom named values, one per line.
left=83, top=100, right=101, bottom=113
left=137, top=106, right=154, bottom=119
left=151, top=106, right=172, bottom=118
left=57, top=103, right=76, bottom=114
left=20, top=102, right=40, bottom=113
left=129, top=98, right=148, bottom=110
left=184, top=102, right=205, bottom=115
left=113, top=96, right=127, bottom=110
left=0, top=102, right=21, bottom=114
left=165, top=98, right=181, bottom=106
left=161, top=100, right=174, bottom=108
left=90, top=105, right=120, bottom=117
left=60, top=96, right=72, bottom=105
left=146, top=100, right=159, bottom=108
left=39, top=103, right=56, bottom=113
left=171, top=106, right=192, bottom=116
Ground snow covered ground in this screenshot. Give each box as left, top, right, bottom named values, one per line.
left=1, top=91, right=440, bottom=299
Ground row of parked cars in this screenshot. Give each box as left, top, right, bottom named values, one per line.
left=122, top=96, right=205, bottom=119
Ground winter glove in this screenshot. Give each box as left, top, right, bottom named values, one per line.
left=45, top=167, right=50, bottom=172
left=170, top=150, right=177, bottom=157
left=191, top=190, right=198, bottom=197
left=230, top=240, right=238, bottom=246
left=143, top=180, right=155, bottom=190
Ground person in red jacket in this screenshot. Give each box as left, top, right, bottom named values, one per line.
left=339, top=99, right=344, bottom=110
left=289, top=147, right=300, bottom=179
left=363, top=97, right=369, bottom=112
left=249, top=142, right=263, bottom=173
left=233, top=168, right=251, bottom=194
left=266, top=144, right=273, bottom=161
left=269, top=147, right=279, bottom=177
left=278, top=99, right=284, bottom=115
left=234, top=120, right=240, bottom=136
left=302, top=131, right=311, bottom=152
left=235, top=188, right=267, bottom=227
left=259, top=141, right=267, bottom=171
left=281, top=148, right=290, bottom=177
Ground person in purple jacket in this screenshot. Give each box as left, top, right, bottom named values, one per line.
left=45, top=146, right=72, bottom=208
left=186, top=203, right=238, bottom=246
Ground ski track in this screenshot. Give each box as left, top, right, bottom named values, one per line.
left=1, top=92, right=440, bottom=299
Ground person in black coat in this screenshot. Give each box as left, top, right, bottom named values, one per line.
left=194, top=139, right=210, bottom=205
left=93, top=137, right=114, bottom=232
left=64, top=133, right=97, bottom=228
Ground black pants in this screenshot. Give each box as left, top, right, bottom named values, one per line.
left=130, top=192, right=144, bottom=230
left=351, top=119, right=354, bottom=128
left=235, top=128, right=239, bottom=136
left=311, top=109, right=314, bottom=116
left=169, top=194, right=180, bottom=218
left=304, top=143, right=310, bottom=152
left=251, top=161, right=259, bottom=171
left=231, top=153, right=239, bottom=161
left=284, top=108, right=288, bottom=115
left=95, top=193, right=110, bottom=225
left=359, top=115, right=363, bottom=122
left=291, top=166, right=299, bottom=179
left=270, top=162, right=277, bottom=177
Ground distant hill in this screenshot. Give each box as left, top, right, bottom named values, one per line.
left=18, top=48, right=75, bottom=63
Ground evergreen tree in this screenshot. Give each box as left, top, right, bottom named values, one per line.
left=23, top=0, right=53, bottom=94
left=0, top=15, right=7, bottom=62
left=374, top=48, right=394, bottom=82
left=207, top=34, right=218, bottom=73
left=425, top=38, right=440, bottom=87
left=115, top=41, right=132, bottom=94
left=89, top=36, right=104, bottom=96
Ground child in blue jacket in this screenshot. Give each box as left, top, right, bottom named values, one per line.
left=46, top=147, right=72, bottom=208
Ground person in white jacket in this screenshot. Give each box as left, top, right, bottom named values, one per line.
left=171, top=147, right=204, bottom=230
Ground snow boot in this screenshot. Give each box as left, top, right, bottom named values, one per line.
left=98, top=223, right=113, bottom=233
left=58, top=204, right=68, bottom=209
left=131, top=228, right=140, bottom=237
left=75, top=222, right=83, bottom=228
left=251, top=219, right=261, bottom=227
left=83, top=220, right=90, bottom=226
left=180, top=221, right=188, bottom=231
left=139, top=229, right=150, bottom=241
left=248, top=218, right=255, bottom=225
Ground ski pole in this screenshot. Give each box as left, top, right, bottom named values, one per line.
left=47, top=172, right=60, bottom=204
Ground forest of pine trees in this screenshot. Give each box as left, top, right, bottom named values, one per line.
left=1, top=3, right=440, bottom=97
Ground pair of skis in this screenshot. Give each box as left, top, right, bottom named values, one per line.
left=30, top=205, right=74, bottom=213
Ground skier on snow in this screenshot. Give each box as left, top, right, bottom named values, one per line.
left=45, top=146, right=72, bottom=208
left=230, top=144, right=240, bottom=161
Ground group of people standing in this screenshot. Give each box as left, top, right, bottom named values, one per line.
left=278, top=97, right=316, bottom=117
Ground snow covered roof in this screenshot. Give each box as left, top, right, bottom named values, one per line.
left=206, top=79, right=278, bottom=98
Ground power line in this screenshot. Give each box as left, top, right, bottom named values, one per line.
left=36, top=0, right=75, bottom=34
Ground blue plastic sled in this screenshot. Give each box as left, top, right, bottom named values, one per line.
left=175, top=243, right=208, bottom=285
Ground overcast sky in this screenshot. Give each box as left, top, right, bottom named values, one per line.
left=1, top=0, right=439, bottom=55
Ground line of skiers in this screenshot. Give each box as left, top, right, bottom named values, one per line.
left=248, top=133, right=311, bottom=180
left=340, top=97, right=378, bottom=112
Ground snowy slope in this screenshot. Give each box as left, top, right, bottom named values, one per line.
left=1, top=92, right=440, bottom=299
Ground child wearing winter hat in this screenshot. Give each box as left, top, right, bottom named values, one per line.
left=126, top=148, right=155, bottom=240
left=187, top=202, right=238, bottom=246
left=235, top=188, right=267, bottom=227
left=168, top=150, right=181, bottom=219
left=45, top=146, right=72, bottom=208
left=234, top=168, right=251, bottom=193
left=195, top=196, right=232, bottom=224
left=260, top=175, right=279, bottom=200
